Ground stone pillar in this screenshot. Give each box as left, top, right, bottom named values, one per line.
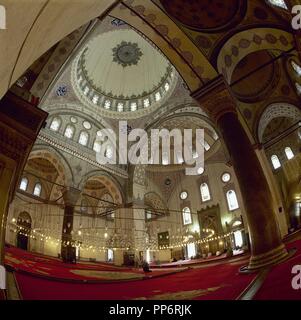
left=192, top=76, right=288, bottom=270
left=0, top=91, right=47, bottom=294
left=255, top=145, right=288, bottom=237
left=61, top=188, right=81, bottom=263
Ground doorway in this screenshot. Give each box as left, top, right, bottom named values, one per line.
left=16, top=212, right=32, bottom=251
left=16, top=232, right=29, bottom=250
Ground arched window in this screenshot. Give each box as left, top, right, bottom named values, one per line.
left=93, top=140, right=101, bottom=153
left=267, top=0, right=288, bottom=9
left=104, top=100, right=111, bottom=109
left=200, top=183, right=211, bottom=202
left=19, top=177, right=28, bottom=191
left=92, top=95, right=99, bottom=104
left=50, top=117, right=61, bottom=132
left=107, top=249, right=114, bottom=262
left=155, top=92, right=161, bottom=101
left=271, top=155, right=281, bottom=169
left=291, top=61, right=301, bottom=77
left=143, top=98, right=150, bottom=108
left=79, top=131, right=89, bottom=146
left=105, top=145, right=114, bottom=159
left=145, top=209, right=152, bottom=220
left=83, top=86, right=89, bottom=95
left=109, top=211, right=115, bottom=219
left=227, top=190, right=239, bottom=211
left=285, top=147, right=294, bottom=160
left=203, top=141, right=211, bottom=151
left=64, top=125, right=75, bottom=139
left=295, top=82, right=301, bottom=95
left=80, top=199, right=88, bottom=213
left=33, top=183, right=42, bottom=197
left=182, top=207, right=192, bottom=225
left=117, top=103, right=124, bottom=112
left=130, top=102, right=137, bottom=112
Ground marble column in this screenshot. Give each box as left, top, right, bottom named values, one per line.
left=61, top=188, right=81, bottom=263
left=192, top=76, right=288, bottom=270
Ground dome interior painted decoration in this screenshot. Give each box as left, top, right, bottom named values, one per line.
left=72, top=28, right=178, bottom=119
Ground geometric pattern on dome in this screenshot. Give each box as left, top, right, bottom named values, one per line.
left=71, top=29, right=178, bottom=119
left=112, top=42, right=143, bottom=67
left=160, top=0, right=244, bottom=31
left=231, top=51, right=277, bottom=103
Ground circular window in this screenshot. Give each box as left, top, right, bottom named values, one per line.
left=96, top=130, right=103, bottom=137
left=83, top=121, right=92, bottom=130
left=222, top=173, right=231, bottom=183
left=165, top=178, right=171, bottom=186
left=70, top=116, right=77, bottom=124
left=197, top=167, right=204, bottom=175
left=180, top=191, right=188, bottom=200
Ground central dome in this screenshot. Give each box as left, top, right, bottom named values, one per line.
left=72, top=29, right=177, bottom=119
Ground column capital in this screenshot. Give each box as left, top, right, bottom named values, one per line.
left=191, top=75, right=237, bottom=123
left=62, top=187, right=81, bottom=207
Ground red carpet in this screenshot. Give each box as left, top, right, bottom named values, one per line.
left=5, top=246, right=129, bottom=271
left=5, top=247, right=183, bottom=282
left=14, top=256, right=254, bottom=300
left=7, top=236, right=301, bottom=300
left=254, top=239, right=301, bottom=300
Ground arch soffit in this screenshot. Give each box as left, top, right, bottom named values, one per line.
left=28, top=146, right=74, bottom=186
left=78, top=170, right=124, bottom=205
left=216, top=28, right=294, bottom=83
left=257, top=102, right=301, bottom=142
